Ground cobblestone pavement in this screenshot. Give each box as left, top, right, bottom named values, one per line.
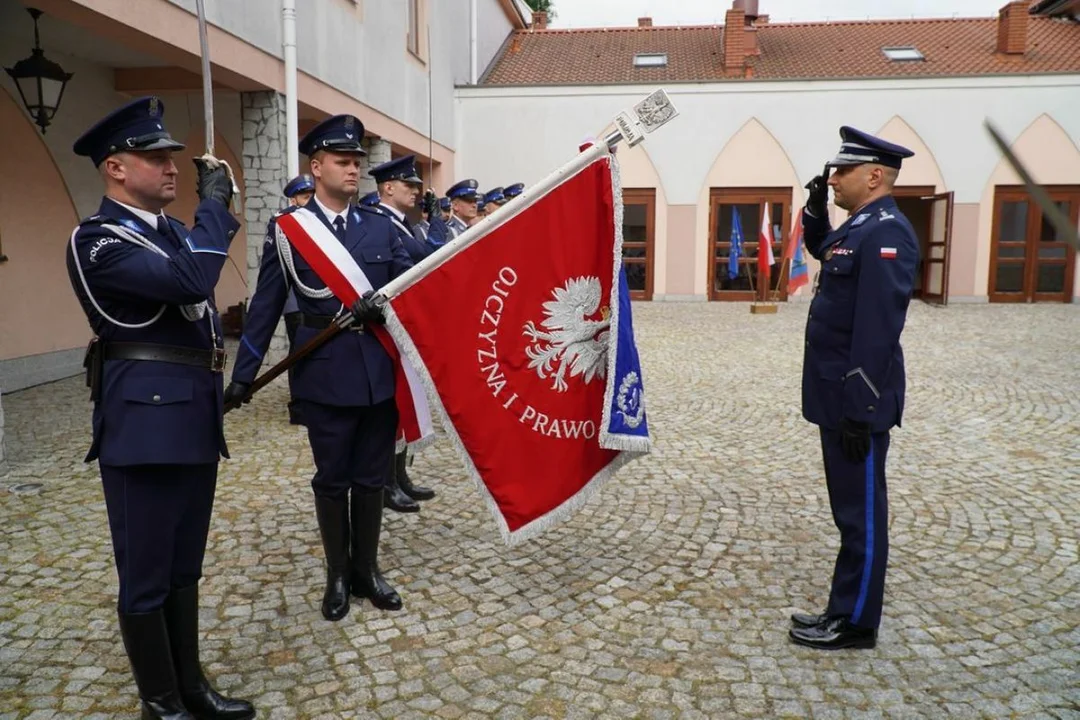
left=2, top=302, right=1079, bottom=719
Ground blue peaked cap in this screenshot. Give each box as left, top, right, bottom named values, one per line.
left=73, top=96, right=185, bottom=166
left=299, top=114, right=366, bottom=156
left=370, top=155, right=422, bottom=184
left=483, top=187, right=506, bottom=205
left=503, top=183, right=524, bottom=199
left=283, top=174, right=315, bottom=197
left=446, top=179, right=479, bottom=200
left=359, top=191, right=381, bottom=207
left=828, top=126, right=914, bottom=170
left=438, top=197, right=451, bottom=211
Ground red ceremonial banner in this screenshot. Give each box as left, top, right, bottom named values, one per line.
left=388, top=158, right=623, bottom=539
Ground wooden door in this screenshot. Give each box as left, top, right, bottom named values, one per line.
left=990, top=186, right=1079, bottom=303
left=622, top=188, right=655, bottom=301
left=707, top=188, right=788, bottom=301
left=922, top=192, right=954, bottom=305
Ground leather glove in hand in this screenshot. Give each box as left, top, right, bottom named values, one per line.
left=421, top=189, right=438, bottom=217
left=839, top=417, right=872, bottom=463
left=350, top=291, right=385, bottom=325
left=223, top=380, right=251, bottom=408
left=193, top=155, right=235, bottom=208
left=804, top=163, right=830, bottom=218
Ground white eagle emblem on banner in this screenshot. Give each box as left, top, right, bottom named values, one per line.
left=522, top=276, right=611, bottom=392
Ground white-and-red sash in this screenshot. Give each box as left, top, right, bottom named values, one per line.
left=275, top=206, right=434, bottom=447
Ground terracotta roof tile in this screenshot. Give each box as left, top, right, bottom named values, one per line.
left=480, top=16, right=1080, bottom=86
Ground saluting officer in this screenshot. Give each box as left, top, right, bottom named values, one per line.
left=65, top=97, right=254, bottom=719
left=363, top=155, right=445, bottom=512
left=789, top=126, right=919, bottom=651
left=277, top=174, right=315, bottom=426
left=225, top=115, right=413, bottom=621
left=366, top=154, right=447, bottom=264
left=445, top=178, right=480, bottom=238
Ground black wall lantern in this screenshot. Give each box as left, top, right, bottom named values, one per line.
left=4, top=8, right=74, bottom=134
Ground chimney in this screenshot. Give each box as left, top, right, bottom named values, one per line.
left=532, top=10, right=548, bottom=30
left=996, top=1, right=1029, bottom=55
left=638, top=16, right=653, bottom=28
left=723, top=7, right=746, bottom=72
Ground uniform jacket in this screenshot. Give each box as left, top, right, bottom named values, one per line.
left=231, top=197, right=412, bottom=407
left=801, top=196, right=919, bottom=433
left=365, top=203, right=444, bottom=262
left=65, top=197, right=239, bottom=466
left=447, top=215, right=469, bottom=239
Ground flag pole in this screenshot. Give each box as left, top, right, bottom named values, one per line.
left=378, top=88, right=679, bottom=300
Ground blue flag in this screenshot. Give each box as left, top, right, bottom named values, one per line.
left=728, top=207, right=744, bottom=280
left=601, top=265, right=650, bottom=452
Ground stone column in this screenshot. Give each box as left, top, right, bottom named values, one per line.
left=360, top=137, right=392, bottom=197
left=241, top=91, right=290, bottom=365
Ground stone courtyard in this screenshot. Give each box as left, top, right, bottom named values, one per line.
left=1, top=302, right=1078, bottom=719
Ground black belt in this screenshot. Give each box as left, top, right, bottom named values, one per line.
left=104, top=342, right=227, bottom=372
left=300, top=313, right=364, bottom=333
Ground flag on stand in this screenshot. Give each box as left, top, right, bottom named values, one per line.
left=758, top=202, right=776, bottom=279
left=381, top=145, right=651, bottom=544
left=728, top=207, right=744, bottom=280
left=787, top=210, right=809, bottom=293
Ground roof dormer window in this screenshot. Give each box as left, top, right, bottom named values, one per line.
left=882, top=46, right=925, bottom=62
left=633, top=53, right=668, bottom=67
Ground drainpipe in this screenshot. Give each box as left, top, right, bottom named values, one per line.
left=470, top=0, right=478, bottom=84
left=283, top=0, right=299, bottom=176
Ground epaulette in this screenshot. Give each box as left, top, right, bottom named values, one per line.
left=272, top=205, right=301, bottom=220
left=357, top=204, right=385, bottom=216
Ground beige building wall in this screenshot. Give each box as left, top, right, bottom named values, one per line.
left=0, top=87, right=87, bottom=362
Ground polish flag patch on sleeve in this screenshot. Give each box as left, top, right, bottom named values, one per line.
left=880, top=247, right=897, bottom=259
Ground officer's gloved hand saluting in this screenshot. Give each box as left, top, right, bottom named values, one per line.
left=351, top=290, right=385, bottom=325
left=421, top=189, right=438, bottom=218
left=193, top=155, right=235, bottom=208
left=804, top=163, right=830, bottom=218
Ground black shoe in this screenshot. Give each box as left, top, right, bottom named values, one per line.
left=314, top=496, right=351, bottom=621
left=790, top=611, right=829, bottom=629
left=384, top=484, right=420, bottom=513
left=351, top=488, right=403, bottom=611
left=396, top=450, right=434, bottom=502
left=163, top=585, right=255, bottom=720
left=116, top=609, right=194, bottom=719
left=789, top=617, right=877, bottom=650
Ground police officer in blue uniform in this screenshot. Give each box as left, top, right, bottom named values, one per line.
left=275, top=174, right=315, bottom=426
left=364, top=155, right=447, bottom=511
left=503, top=182, right=524, bottom=202
left=438, top=196, right=452, bottom=223
left=481, top=187, right=506, bottom=217
left=789, top=126, right=920, bottom=650
left=66, top=96, right=254, bottom=719
left=445, top=178, right=480, bottom=238
left=366, top=154, right=447, bottom=263
left=224, top=114, right=412, bottom=622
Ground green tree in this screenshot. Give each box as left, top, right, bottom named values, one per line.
left=523, top=0, right=557, bottom=21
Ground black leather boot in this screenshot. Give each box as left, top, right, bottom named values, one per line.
left=351, top=488, right=403, bottom=611
left=395, top=450, right=434, bottom=502
left=314, top=496, right=351, bottom=621
left=163, top=585, right=256, bottom=720
left=384, top=451, right=420, bottom=513
left=116, top=609, right=194, bottom=720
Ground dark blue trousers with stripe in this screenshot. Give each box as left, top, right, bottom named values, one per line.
left=100, top=463, right=218, bottom=613
left=820, top=428, right=890, bottom=629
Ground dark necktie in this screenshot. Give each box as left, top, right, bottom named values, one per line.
left=333, top=216, right=346, bottom=241
left=156, top=215, right=179, bottom=247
